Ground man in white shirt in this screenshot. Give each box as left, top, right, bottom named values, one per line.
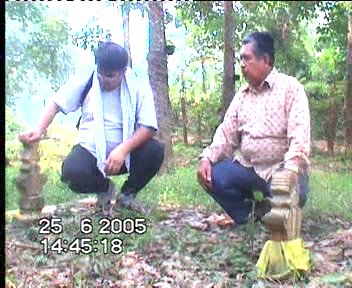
left=19, top=42, right=164, bottom=213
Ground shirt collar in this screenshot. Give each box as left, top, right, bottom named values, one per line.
left=240, top=67, right=278, bottom=92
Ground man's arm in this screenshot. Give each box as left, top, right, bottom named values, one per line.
left=120, top=126, right=155, bottom=155
left=284, top=80, right=311, bottom=173
left=18, top=101, right=60, bottom=143
left=197, top=95, right=241, bottom=190
left=18, top=66, right=95, bottom=144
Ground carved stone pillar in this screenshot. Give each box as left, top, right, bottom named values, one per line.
left=16, top=142, right=46, bottom=214
left=263, top=169, right=302, bottom=241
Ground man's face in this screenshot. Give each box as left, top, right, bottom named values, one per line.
left=240, top=42, right=269, bottom=88
left=97, top=69, right=123, bottom=92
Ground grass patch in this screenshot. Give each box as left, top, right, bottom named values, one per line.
left=305, top=170, right=352, bottom=221
left=6, top=141, right=352, bottom=222
left=139, top=166, right=221, bottom=212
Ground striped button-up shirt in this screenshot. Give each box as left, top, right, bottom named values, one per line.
left=200, top=68, right=311, bottom=181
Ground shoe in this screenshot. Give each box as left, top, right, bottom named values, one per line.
left=117, top=193, right=150, bottom=215
left=97, top=181, right=116, bottom=209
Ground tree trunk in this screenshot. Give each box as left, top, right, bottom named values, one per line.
left=147, top=2, right=173, bottom=172
left=344, top=11, right=352, bottom=156
left=220, top=1, right=234, bottom=121
left=198, top=58, right=206, bottom=140
left=180, top=77, right=188, bottom=145
left=122, top=3, right=132, bottom=68
left=326, top=96, right=337, bottom=156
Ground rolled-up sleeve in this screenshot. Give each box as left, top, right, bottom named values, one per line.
left=136, top=79, right=158, bottom=131
left=52, top=66, right=95, bottom=114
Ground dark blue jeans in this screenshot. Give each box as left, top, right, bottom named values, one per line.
left=61, top=139, right=164, bottom=196
left=210, top=160, right=309, bottom=224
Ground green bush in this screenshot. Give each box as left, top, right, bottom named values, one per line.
left=5, top=106, right=24, bottom=141
left=5, top=106, right=25, bottom=162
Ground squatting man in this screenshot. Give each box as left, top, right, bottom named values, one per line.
left=197, top=31, right=311, bottom=226
left=19, top=42, right=165, bottom=214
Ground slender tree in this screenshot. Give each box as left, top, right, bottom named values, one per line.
left=326, top=94, right=337, bottom=155
left=122, top=3, right=132, bottom=68
left=220, top=1, right=235, bottom=121
left=147, top=2, right=173, bottom=171
left=345, top=8, right=352, bottom=155
left=180, top=74, right=188, bottom=145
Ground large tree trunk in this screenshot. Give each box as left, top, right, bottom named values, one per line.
left=122, top=3, right=132, bottom=68
left=344, top=11, right=352, bottom=156
left=147, top=2, right=173, bottom=172
left=220, top=1, right=234, bottom=121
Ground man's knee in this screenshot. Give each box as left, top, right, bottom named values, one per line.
left=151, top=139, right=165, bottom=166
left=211, top=161, right=233, bottom=193
left=61, top=157, right=85, bottom=191
left=141, top=138, right=165, bottom=168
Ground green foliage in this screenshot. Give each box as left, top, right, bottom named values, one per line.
left=172, top=1, right=349, bottom=143
left=169, top=58, right=223, bottom=140
left=5, top=107, right=24, bottom=141
left=72, top=2, right=148, bottom=53
left=5, top=107, right=25, bottom=164
left=5, top=2, right=43, bottom=26
left=27, top=14, right=72, bottom=90
left=175, top=2, right=224, bottom=54
left=73, top=21, right=110, bottom=53
left=316, top=1, right=349, bottom=51
left=239, top=1, right=318, bottom=77
left=5, top=2, right=73, bottom=106
left=253, top=191, right=264, bottom=202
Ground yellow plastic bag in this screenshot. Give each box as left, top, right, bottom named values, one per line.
left=256, top=238, right=310, bottom=280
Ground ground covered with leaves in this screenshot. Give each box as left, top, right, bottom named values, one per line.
left=5, top=198, right=352, bottom=288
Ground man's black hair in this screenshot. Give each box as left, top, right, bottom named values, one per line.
left=95, top=41, right=128, bottom=72
left=242, top=31, right=275, bottom=65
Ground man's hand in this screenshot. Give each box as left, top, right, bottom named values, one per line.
left=18, top=128, right=44, bottom=144
left=105, top=144, right=128, bottom=175
left=197, top=158, right=212, bottom=191
left=18, top=101, right=60, bottom=144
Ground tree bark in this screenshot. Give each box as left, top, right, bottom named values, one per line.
left=220, top=1, right=234, bottom=121
left=122, top=3, right=132, bottom=68
left=344, top=10, right=352, bottom=156
left=326, top=96, right=337, bottom=156
left=147, top=2, right=173, bottom=172
left=198, top=58, right=206, bottom=139
left=180, top=76, right=188, bottom=145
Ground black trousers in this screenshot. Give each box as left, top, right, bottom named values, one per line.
left=61, top=138, right=164, bottom=195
